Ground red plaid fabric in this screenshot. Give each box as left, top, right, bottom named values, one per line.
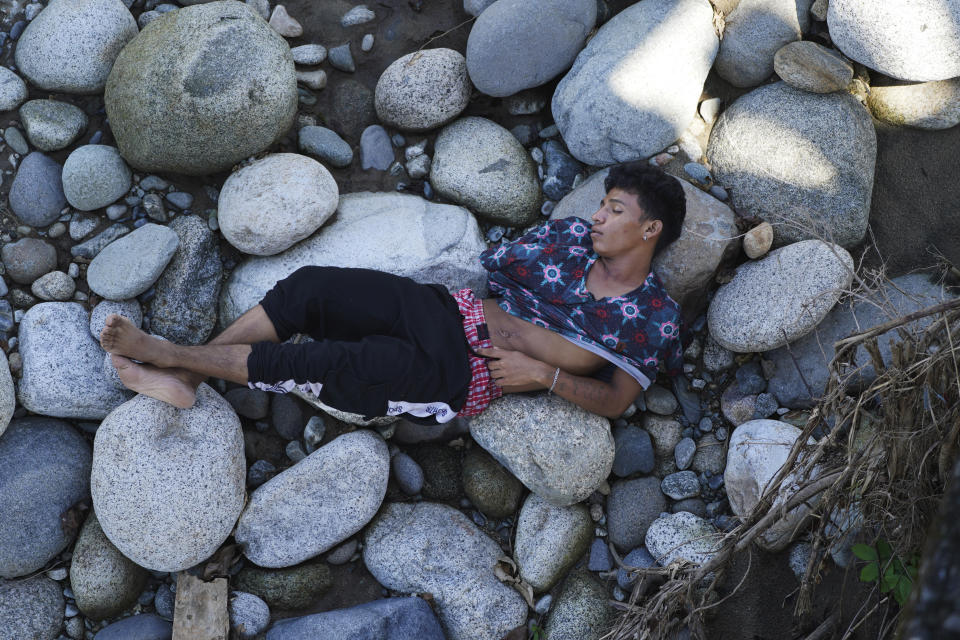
left=452, top=288, right=503, bottom=417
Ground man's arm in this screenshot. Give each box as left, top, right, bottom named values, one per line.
left=476, top=346, right=640, bottom=419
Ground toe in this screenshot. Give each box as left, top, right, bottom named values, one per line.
left=110, top=354, right=132, bottom=369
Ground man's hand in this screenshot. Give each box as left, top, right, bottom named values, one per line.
left=475, top=346, right=553, bottom=389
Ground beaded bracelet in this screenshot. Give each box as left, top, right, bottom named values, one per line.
left=548, top=367, right=560, bottom=394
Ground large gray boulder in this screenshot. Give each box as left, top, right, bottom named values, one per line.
left=552, top=169, right=738, bottom=317
left=431, top=116, right=541, bottom=226
left=86, top=223, right=179, bottom=300
left=0, top=577, right=64, bottom=640
left=91, top=385, right=246, bottom=572
left=148, top=215, right=222, bottom=345
left=0, top=418, right=91, bottom=578
left=105, top=0, right=297, bottom=175
left=513, top=494, right=592, bottom=593
left=363, top=502, right=527, bottom=640
left=18, top=303, right=132, bottom=419
left=219, top=192, right=487, bottom=326
left=469, top=394, right=614, bottom=506
left=235, top=430, right=389, bottom=568
left=465, top=0, right=596, bottom=97
left=70, top=513, right=149, bottom=620
left=552, top=0, right=718, bottom=165
left=265, top=598, right=446, bottom=640
left=14, top=0, right=137, bottom=94
left=375, top=49, right=471, bottom=131
left=714, top=0, right=812, bottom=87
left=707, top=81, right=876, bottom=248
left=867, top=79, right=960, bottom=131
left=0, top=351, right=13, bottom=438
left=707, top=240, right=853, bottom=352
left=827, top=0, right=960, bottom=82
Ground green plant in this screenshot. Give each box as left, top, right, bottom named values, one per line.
left=852, top=540, right=920, bottom=606
left=529, top=621, right=545, bottom=640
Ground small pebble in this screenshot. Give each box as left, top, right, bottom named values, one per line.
left=391, top=134, right=406, bottom=147
left=391, top=452, right=424, bottom=495
left=47, top=568, right=68, bottom=581
left=538, top=124, right=559, bottom=138
left=674, top=437, right=696, bottom=470
left=269, top=4, right=303, bottom=37
left=154, top=584, right=174, bottom=620
left=303, top=415, right=325, bottom=453
left=47, top=222, right=66, bottom=239
left=361, top=33, right=374, bottom=52
left=540, top=200, right=555, bottom=216
left=291, top=44, right=327, bottom=65
left=328, top=43, right=356, bottom=73
left=285, top=440, right=306, bottom=463
left=341, top=4, right=375, bottom=26
left=709, top=185, right=728, bottom=201
left=587, top=538, right=613, bottom=572
left=165, top=192, right=193, bottom=210
left=683, top=162, right=711, bottom=185
left=247, top=459, right=276, bottom=488
left=699, top=97, right=722, bottom=124
left=715, top=426, right=728, bottom=441
left=613, top=586, right=627, bottom=601
left=326, top=539, right=358, bottom=565
left=534, top=594, right=552, bottom=615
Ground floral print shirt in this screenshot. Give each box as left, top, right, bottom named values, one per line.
left=480, top=217, right=684, bottom=387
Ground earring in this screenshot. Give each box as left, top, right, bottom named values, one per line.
left=643, top=234, right=649, bottom=241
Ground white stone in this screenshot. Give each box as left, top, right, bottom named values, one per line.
left=218, top=154, right=339, bottom=256
left=645, top=512, right=721, bottom=566
left=86, top=223, right=179, bottom=299
left=0, top=352, right=13, bottom=438
left=0, top=68, right=28, bottom=111
left=296, top=70, right=327, bottom=90
left=61, top=145, right=132, bottom=211
left=291, top=44, right=326, bottom=65
left=868, top=78, right=960, bottom=130
left=269, top=4, right=302, bottom=37
left=514, top=494, right=593, bottom=592
left=30, top=271, right=75, bottom=301
left=375, top=49, right=471, bottom=132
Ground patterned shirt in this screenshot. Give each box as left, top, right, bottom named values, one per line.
left=480, top=217, right=684, bottom=388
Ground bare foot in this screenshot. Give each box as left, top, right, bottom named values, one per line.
left=100, top=314, right=170, bottom=366
left=111, top=355, right=196, bottom=409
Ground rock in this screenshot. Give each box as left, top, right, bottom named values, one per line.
left=1, top=237, right=57, bottom=284
left=0, top=352, right=13, bottom=438
left=225, top=388, right=270, bottom=419
left=431, top=116, right=541, bottom=226
left=148, top=215, right=222, bottom=345
left=514, top=494, right=592, bottom=592
left=328, top=43, right=356, bottom=72
left=612, top=425, right=655, bottom=477
left=19, top=99, right=87, bottom=151
left=296, top=70, right=327, bottom=92
left=291, top=43, right=326, bottom=65
left=588, top=537, right=613, bottom=571
left=269, top=4, right=302, bottom=37
left=464, top=0, right=496, bottom=16
left=0, top=418, right=91, bottom=578
left=87, top=223, right=179, bottom=299
left=234, top=559, right=332, bottom=610
left=105, top=1, right=296, bottom=174
left=725, top=419, right=815, bottom=550
left=18, top=303, right=132, bottom=419
left=72, top=224, right=130, bottom=259
left=298, top=126, right=353, bottom=168
left=661, top=471, right=700, bottom=499
left=8, top=152, right=67, bottom=228
left=672, top=498, right=708, bottom=518
left=645, top=512, right=720, bottom=566
left=721, top=383, right=758, bottom=426
left=361, top=34, right=374, bottom=52
left=230, top=592, right=270, bottom=639
left=4, top=126, right=29, bottom=155
left=616, top=547, right=656, bottom=590
left=14, top=0, right=137, bottom=94
left=406, top=443, right=462, bottom=502
left=691, top=434, right=725, bottom=475
left=461, top=447, right=524, bottom=518
left=237, top=430, right=388, bottom=567
left=391, top=452, right=424, bottom=495
left=867, top=78, right=960, bottom=130
left=218, top=154, right=339, bottom=256
left=70, top=513, right=148, bottom=620
left=552, top=0, right=718, bottom=165
left=675, top=437, right=696, bottom=470
left=61, top=145, right=132, bottom=211
left=329, top=79, right=374, bottom=141
left=91, top=385, right=246, bottom=572
left=827, top=0, right=960, bottom=82
left=470, top=394, right=614, bottom=506
left=0, top=577, right=64, bottom=640
left=360, top=125, right=394, bottom=170
left=607, top=477, right=667, bottom=551
left=543, top=568, right=612, bottom=640
left=743, top=221, right=773, bottom=259
left=30, top=271, right=75, bottom=301
left=363, top=502, right=527, bottom=640
left=541, top=139, right=583, bottom=201
left=714, top=0, right=812, bottom=88
left=375, top=49, right=471, bottom=131
left=465, top=0, right=595, bottom=97
left=773, top=41, right=853, bottom=93
left=643, top=414, right=682, bottom=477
left=0, top=68, right=27, bottom=110
left=219, top=192, right=487, bottom=326
left=264, top=597, right=445, bottom=640
left=89, top=299, right=142, bottom=340
left=341, top=4, right=375, bottom=26
left=706, top=82, right=876, bottom=248
left=325, top=539, right=357, bottom=565
left=707, top=240, right=853, bottom=352
left=644, top=384, right=678, bottom=415
left=92, top=613, right=171, bottom=640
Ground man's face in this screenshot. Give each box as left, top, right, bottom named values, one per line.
left=589, top=188, right=660, bottom=256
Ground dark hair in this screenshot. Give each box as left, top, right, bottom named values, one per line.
left=604, top=161, right=686, bottom=256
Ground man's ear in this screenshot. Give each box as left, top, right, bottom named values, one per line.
left=645, top=218, right=663, bottom=238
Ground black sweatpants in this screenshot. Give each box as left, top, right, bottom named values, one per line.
left=247, top=266, right=472, bottom=424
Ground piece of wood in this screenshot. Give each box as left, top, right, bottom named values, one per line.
left=172, top=572, right=229, bottom=640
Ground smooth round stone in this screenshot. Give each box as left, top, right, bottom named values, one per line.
left=31, top=271, right=75, bottom=301
left=360, top=124, right=394, bottom=170
left=4, top=126, right=30, bottom=155
left=406, top=443, right=463, bottom=502
left=672, top=498, right=708, bottom=518
left=0, top=418, right=91, bottom=578
left=298, top=125, right=353, bottom=168
left=291, top=43, right=326, bottom=65
left=707, top=239, right=853, bottom=352
left=868, top=78, right=960, bottom=131
left=391, top=452, right=424, bottom=495
left=361, top=33, right=374, bottom=51
left=0, top=352, right=13, bottom=439
left=225, top=388, right=269, bottom=419
left=735, top=361, right=767, bottom=395
left=19, top=99, right=88, bottom=151
left=0, top=67, right=28, bottom=110
left=773, top=41, right=854, bottom=93
left=611, top=425, right=655, bottom=477
left=674, top=437, right=696, bottom=470
left=606, top=477, right=666, bottom=551
left=466, top=0, right=596, bottom=97
left=92, top=613, right=171, bottom=640
left=229, top=591, right=270, bottom=639
left=89, top=299, right=142, bottom=339
left=14, top=0, right=138, bottom=94
left=234, top=560, right=332, bottom=610
left=61, top=145, right=132, bottom=211
left=461, top=447, right=524, bottom=518
left=328, top=42, right=355, bottom=72
left=754, top=392, right=779, bottom=418
left=743, top=221, right=774, bottom=259
left=514, top=494, right=593, bottom=592
left=87, top=223, right=179, bottom=299
left=543, top=568, right=612, bottom=640
left=264, top=598, right=445, bottom=640
left=1, top=237, right=57, bottom=285
left=105, top=1, right=296, bottom=174
left=91, top=385, right=246, bottom=572
left=431, top=116, right=541, bottom=226
left=644, top=384, right=678, bottom=415
left=325, top=538, right=357, bottom=565
left=661, top=470, right=700, bottom=500
left=296, top=69, right=326, bottom=90
left=0, top=576, right=64, bottom=640
left=8, top=152, right=67, bottom=228
left=464, top=0, right=496, bottom=16
left=375, top=48, right=470, bottom=131
left=643, top=415, right=682, bottom=477
left=616, top=547, right=656, bottom=589
left=70, top=513, right=148, bottom=620
left=587, top=537, right=613, bottom=572
left=645, top=512, right=720, bottom=566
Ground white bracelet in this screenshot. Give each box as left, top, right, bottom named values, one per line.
left=548, top=367, right=560, bottom=394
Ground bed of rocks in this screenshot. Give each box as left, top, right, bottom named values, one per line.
left=0, top=0, right=958, bottom=639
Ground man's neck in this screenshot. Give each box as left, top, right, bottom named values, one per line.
left=594, top=252, right=653, bottom=291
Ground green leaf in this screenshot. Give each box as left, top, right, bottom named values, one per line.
left=852, top=544, right=878, bottom=562
left=895, top=578, right=912, bottom=605
left=877, top=540, right=893, bottom=562
left=907, top=564, right=919, bottom=580
left=860, top=563, right=879, bottom=583
left=881, top=572, right=898, bottom=592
